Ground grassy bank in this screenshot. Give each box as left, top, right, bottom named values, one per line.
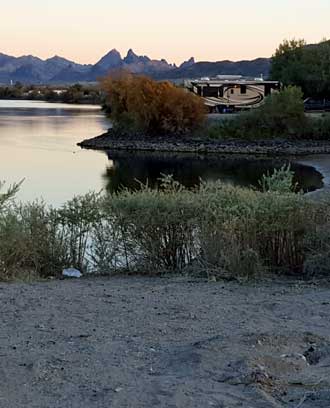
left=1, top=170, right=330, bottom=281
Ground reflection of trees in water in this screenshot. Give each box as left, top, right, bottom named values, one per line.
left=102, top=151, right=324, bottom=194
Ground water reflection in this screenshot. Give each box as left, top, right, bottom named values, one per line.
left=102, top=151, right=324, bottom=193
left=0, top=99, right=325, bottom=205
left=0, top=100, right=109, bottom=205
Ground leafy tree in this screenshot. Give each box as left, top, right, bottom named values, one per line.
left=101, top=71, right=206, bottom=135
left=270, top=38, right=330, bottom=97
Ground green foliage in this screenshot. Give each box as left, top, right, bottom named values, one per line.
left=206, top=87, right=324, bottom=140
left=0, top=181, right=22, bottom=210
left=303, top=200, right=330, bottom=277
left=302, top=114, right=330, bottom=140
left=104, top=176, right=200, bottom=272
left=0, top=173, right=329, bottom=281
left=0, top=84, right=102, bottom=104
left=0, top=191, right=101, bottom=280
left=270, top=38, right=330, bottom=98
left=259, top=165, right=297, bottom=193
left=195, top=181, right=309, bottom=276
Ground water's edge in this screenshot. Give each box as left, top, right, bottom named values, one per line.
left=78, top=129, right=330, bottom=156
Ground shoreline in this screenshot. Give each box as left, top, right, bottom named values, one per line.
left=78, top=129, right=330, bottom=156
left=0, top=97, right=101, bottom=106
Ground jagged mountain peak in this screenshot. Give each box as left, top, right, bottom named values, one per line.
left=0, top=48, right=271, bottom=84
left=123, top=49, right=148, bottom=64
left=95, top=49, right=122, bottom=69
left=180, top=57, right=195, bottom=69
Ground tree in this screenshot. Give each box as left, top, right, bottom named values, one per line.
left=101, top=71, right=206, bottom=135
left=270, top=38, right=330, bottom=98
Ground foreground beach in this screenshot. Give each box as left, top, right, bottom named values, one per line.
left=1, top=276, right=330, bottom=407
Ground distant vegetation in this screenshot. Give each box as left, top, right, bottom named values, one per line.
left=101, top=72, right=206, bottom=135
left=207, top=86, right=330, bottom=140
left=0, top=171, right=329, bottom=281
left=206, top=39, right=330, bottom=141
left=98, top=39, right=330, bottom=141
left=0, top=82, right=103, bottom=104
left=270, top=38, right=330, bottom=98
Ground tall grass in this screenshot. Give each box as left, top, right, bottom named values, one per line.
left=0, top=171, right=328, bottom=281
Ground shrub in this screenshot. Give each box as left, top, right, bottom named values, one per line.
left=303, top=114, right=330, bottom=140
left=303, top=199, right=330, bottom=276
left=195, top=180, right=311, bottom=277
left=101, top=71, right=206, bottom=135
left=104, top=176, right=200, bottom=273
left=56, top=193, right=101, bottom=272
left=0, top=181, right=22, bottom=210
left=206, top=86, right=308, bottom=140
left=0, top=172, right=329, bottom=281
left=259, top=165, right=297, bottom=193
left=102, top=171, right=316, bottom=278
left=0, top=192, right=102, bottom=280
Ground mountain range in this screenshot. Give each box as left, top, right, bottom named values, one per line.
left=0, top=49, right=271, bottom=84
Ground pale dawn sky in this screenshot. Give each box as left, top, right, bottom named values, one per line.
left=2, top=0, right=329, bottom=64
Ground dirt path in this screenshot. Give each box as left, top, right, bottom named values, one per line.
left=1, top=276, right=330, bottom=407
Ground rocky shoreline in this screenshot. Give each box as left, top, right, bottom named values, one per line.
left=78, top=129, right=330, bottom=156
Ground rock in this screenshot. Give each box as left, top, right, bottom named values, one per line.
left=77, top=128, right=330, bottom=156
left=280, top=353, right=309, bottom=370
left=304, top=344, right=330, bottom=365
left=62, top=268, right=82, bottom=278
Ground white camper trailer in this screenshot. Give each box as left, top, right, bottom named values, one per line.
left=185, top=76, right=280, bottom=113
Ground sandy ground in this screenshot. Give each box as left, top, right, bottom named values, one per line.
left=1, top=276, right=330, bottom=408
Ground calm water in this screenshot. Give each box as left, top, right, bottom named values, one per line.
left=0, top=100, right=324, bottom=205
left=104, top=151, right=324, bottom=193
left=0, top=100, right=109, bottom=205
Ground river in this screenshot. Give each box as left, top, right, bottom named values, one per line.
left=0, top=100, right=325, bottom=205
left=0, top=100, right=109, bottom=205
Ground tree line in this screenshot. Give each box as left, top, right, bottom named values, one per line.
left=270, top=38, right=330, bottom=98
left=0, top=82, right=103, bottom=104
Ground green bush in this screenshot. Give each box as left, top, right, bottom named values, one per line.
left=302, top=114, right=330, bottom=140
left=195, top=179, right=310, bottom=277
left=0, top=171, right=329, bottom=281
left=0, top=191, right=102, bottom=280
left=104, top=176, right=200, bottom=273
left=206, top=86, right=325, bottom=141
left=0, top=181, right=22, bottom=210
left=259, top=165, right=297, bottom=193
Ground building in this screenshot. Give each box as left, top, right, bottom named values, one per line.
left=185, top=75, right=280, bottom=113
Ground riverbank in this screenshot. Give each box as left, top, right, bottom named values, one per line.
left=2, top=276, right=330, bottom=408
left=78, top=129, right=330, bottom=156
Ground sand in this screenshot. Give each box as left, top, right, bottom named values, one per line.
left=1, top=276, right=330, bottom=407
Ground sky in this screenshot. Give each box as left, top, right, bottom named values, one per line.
left=2, top=0, right=330, bottom=64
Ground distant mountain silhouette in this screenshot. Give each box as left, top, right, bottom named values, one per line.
left=160, top=58, right=271, bottom=80
left=179, top=57, right=195, bottom=69
left=0, top=49, right=271, bottom=84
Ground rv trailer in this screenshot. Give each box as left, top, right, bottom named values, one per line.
left=185, top=75, right=280, bottom=113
